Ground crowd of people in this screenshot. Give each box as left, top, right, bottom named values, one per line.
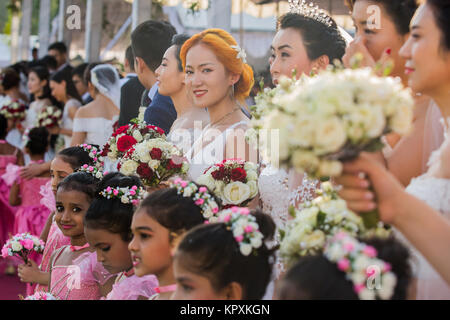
left=0, top=0, right=449, bottom=300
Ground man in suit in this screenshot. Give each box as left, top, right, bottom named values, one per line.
left=118, top=46, right=145, bottom=126
left=72, top=63, right=93, bottom=105
left=131, top=20, right=177, bottom=134
left=48, top=42, right=73, bottom=74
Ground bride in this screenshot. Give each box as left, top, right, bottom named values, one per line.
left=397, top=1, right=450, bottom=300
left=179, top=29, right=256, bottom=181
left=70, top=64, right=120, bottom=148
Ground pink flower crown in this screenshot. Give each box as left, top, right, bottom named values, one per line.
left=324, top=232, right=397, bottom=300
left=216, top=207, right=264, bottom=256
left=79, top=144, right=104, bottom=168
left=172, top=178, right=220, bottom=222
left=76, top=164, right=108, bottom=180
left=99, top=185, right=146, bottom=206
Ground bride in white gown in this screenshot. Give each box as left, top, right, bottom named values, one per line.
left=179, top=29, right=256, bottom=181
left=71, top=64, right=120, bottom=148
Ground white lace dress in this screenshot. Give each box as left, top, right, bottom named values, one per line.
left=404, top=117, right=450, bottom=300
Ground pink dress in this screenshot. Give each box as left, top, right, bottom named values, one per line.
left=105, top=270, right=158, bottom=300
left=35, top=181, right=71, bottom=293
left=50, top=247, right=116, bottom=300
left=0, top=151, right=18, bottom=248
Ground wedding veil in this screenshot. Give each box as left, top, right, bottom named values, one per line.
left=90, top=64, right=121, bottom=110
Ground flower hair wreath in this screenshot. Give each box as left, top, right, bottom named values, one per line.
left=324, top=232, right=397, bottom=300
left=217, top=206, right=264, bottom=256
left=99, top=185, right=146, bottom=206
left=172, top=178, right=220, bottom=222
left=79, top=144, right=104, bottom=168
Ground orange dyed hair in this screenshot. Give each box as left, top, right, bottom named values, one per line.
left=180, top=28, right=254, bottom=103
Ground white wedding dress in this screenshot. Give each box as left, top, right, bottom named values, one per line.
left=72, top=116, right=119, bottom=148
left=404, top=117, right=450, bottom=300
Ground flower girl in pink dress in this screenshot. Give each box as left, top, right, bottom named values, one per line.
left=0, top=114, right=24, bottom=274
left=84, top=172, right=158, bottom=300
left=17, top=145, right=97, bottom=293
left=48, top=172, right=116, bottom=300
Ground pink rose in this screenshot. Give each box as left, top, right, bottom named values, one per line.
left=363, top=246, right=377, bottom=258
left=113, top=189, right=119, bottom=196
left=1, top=246, right=9, bottom=258
left=22, top=239, right=34, bottom=250
left=195, top=199, right=205, bottom=206
left=244, top=226, right=253, bottom=233
left=354, top=283, right=365, bottom=294
left=343, top=242, right=354, bottom=253
left=337, top=258, right=350, bottom=272
left=235, top=235, right=244, bottom=243
left=199, top=187, right=207, bottom=193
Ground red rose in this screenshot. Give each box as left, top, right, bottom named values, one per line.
left=101, top=144, right=110, bottom=157
left=137, top=163, right=154, bottom=179
left=211, top=167, right=226, bottom=180
left=150, top=148, right=162, bottom=160
left=116, top=135, right=137, bottom=152
left=113, top=125, right=129, bottom=137
left=230, top=167, right=247, bottom=182
left=167, top=159, right=182, bottom=170
left=117, top=162, right=122, bottom=170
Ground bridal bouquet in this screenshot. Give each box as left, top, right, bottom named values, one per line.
left=279, top=182, right=365, bottom=268
left=0, top=99, right=26, bottom=121
left=118, top=138, right=189, bottom=187
left=252, top=67, right=414, bottom=178
left=36, top=106, right=62, bottom=128
left=196, top=159, right=259, bottom=207
left=1, top=233, right=45, bottom=264
left=102, top=122, right=166, bottom=161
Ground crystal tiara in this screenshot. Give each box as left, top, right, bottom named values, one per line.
left=288, top=0, right=333, bottom=27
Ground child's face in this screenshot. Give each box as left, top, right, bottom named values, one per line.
left=172, top=254, right=228, bottom=300
left=50, top=156, right=73, bottom=196
left=55, top=189, right=91, bottom=238
left=128, top=209, right=173, bottom=277
left=85, top=227, right=132, bottom=275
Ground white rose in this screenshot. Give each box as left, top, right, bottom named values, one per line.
left=240, top=243, right=253, bottom=256
left=196, top=173, right=215, bottom=191
left=297, top=206, right=319, bottom=226
left=250, top=236, right=262, bottom=249
left=121, top=195, right=130, bottom=204
left=351, top=272, right=367, bottom=285
left=302, top=230, right=325, bottom=249
left=214, top=180, right=225, bottom=196
left=291, top=151, right=320, bottom=174
left=247, top=180, right=258, bottom=199
left=95, top=171, right=103, bottom=179
left=359, top=288, right=376, bottom=300
left=120, top=160, right=139, bottom=175
left=233, top=226, right=244, bottom=237
left=222, top=181, right=251, bottom=205
left=134, top=143, right=151, bottom=163
left=354, top=255, right=371, bottom=271
left=11, top=241, right=23, bottom=252
left=289, top=116, right=317, bottom=148
left=133, top=131, right=143, bottom=142
left=148, top=160, right=160, bottom=170
left=244, top=162, right=257, bottom=172
left=390, top=103, right=413, bottom=135
left=314, top=117, right=347, bottom=155
left=318, top=160, right=343, bottom=177
left=246, top=170, right=258, bottom=181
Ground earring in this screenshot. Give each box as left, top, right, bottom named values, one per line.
left=230, top=84, right=235, bottom=99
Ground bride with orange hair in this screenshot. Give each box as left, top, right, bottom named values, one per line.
left=180, top=28, right=257, bottom=181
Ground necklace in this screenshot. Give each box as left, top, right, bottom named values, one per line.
left=209, top=106, right=241, bottom=128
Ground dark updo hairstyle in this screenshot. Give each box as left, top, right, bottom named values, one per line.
left=57, top=145, right=99, bottom=170
left=50, top=67, right=82, bottom=103
left=171, top=34, right=191, bottom=72
left=39, top=55, right=58, bottom=71
left=0, top=114, right=7, bottom=139
left=345, top=0, right=418, bottom=36
left=84, top=172, right=144, bottom=242
left=1, top=68, right=21, bottom=91
left=26, top=127, right=49, bottom=155
left=57, top=171, right=99, bottom=201
left=278, top=12, right=346, bottom=64
left=29, top=66, right=59, bottom=106
left=175, top=209, right=277, bottom=300
left=427, top=0, right=450, bottom=51
left=138, top=184, right=211, bottom=239
left=277, top=235, right=412, bottom=300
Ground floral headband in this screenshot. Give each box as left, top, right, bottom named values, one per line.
left=230, top=45, right=247, bottom=64
left=324, top=232, right=397, bottom=300
left=172, top=178, right=220, bottom=222
left=217, top=206, right=264, bottom=256
left=99, top=185, right=146, bottom=206
left=77, top=164, right=107, bottom=180
left=79, top=144, right=104, bottom=168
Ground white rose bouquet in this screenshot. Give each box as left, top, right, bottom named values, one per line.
left=252, top=67, right=414, bottom=179
left=118, top=138, right=189, bottom=187
left=102, top=122, right=166, bottom=161
left=36, top=106, right=62, bottom=128
left=279, top=182, right=366, bottom=268
left=196, top=159, right=259, bottom=208
left=1, top=233, right=45, bottom=264
left=0, top=99, right=26, bottom=121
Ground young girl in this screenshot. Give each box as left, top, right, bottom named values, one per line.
left=84, top=172, right=158, bottom=300
left=275, top=233, right=412, bottom=300
left=48, top=172, right=115, bottom=300
left=17, top=145, right=96, bottom=292
left=0, top=114, right=24, bottom=274
left=129, top=179, right=220, bottom=300
left=7, top=127, right=51, bottom=238
left=171, top=207, right=276, bottom=300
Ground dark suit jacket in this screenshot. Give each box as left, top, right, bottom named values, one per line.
left=143, top=90, right=177, bottom=134
left=118, top=76, right=146, bottom=126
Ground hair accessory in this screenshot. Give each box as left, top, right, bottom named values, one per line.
left=324, top=232, right=397, bottom=300
left=217, top=206, right=264, bottom=256
left=230, top=45, right=248, bottom=64
left=22, top=128, right=31, bottom=146
left=99, top=185, right=146, bottom=206
left=77, top=164, right=107, bottom=180
left=288, top=0, right=333, bottom=27
left=79, top=144, right=104, bottom=168
left=172, top=178, right=220, bottom=222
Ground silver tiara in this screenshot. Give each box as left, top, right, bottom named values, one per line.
left=288, top=0, right=333, bottom=27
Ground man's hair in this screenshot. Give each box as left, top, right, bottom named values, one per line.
left=125, top=46, right=135, bottom=72
left=131, top=20, right=177, bottom=72
left=72, top=63, right=89, bottom=84
left=48, top=42, right=68, bottom=54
